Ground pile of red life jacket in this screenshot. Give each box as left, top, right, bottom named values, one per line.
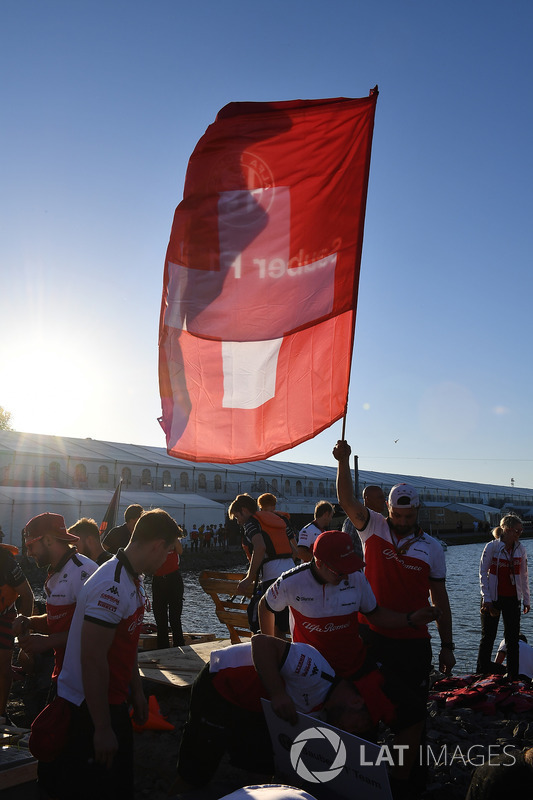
left=430, top=674, right=533, bottom=716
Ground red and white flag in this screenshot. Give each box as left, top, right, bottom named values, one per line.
left=159, top=92, right=378, bottom=463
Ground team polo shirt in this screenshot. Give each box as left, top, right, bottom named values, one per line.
left=358, top=511, right=446, bottom=639
left=44, top=549, right=98, bottom=678
left=264, top=563, right=377, bottom=677
left=58, top=551, right=145, bottom=706
left=297, top=522, right=322, bottom=551
left=209, top=640, right=336, bottom=713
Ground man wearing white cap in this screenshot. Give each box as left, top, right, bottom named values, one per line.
left=13, top=512, right=98, bottom=683
left=333, top=440, right=455, bottom=696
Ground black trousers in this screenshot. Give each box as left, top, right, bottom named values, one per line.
left=176, top=664, right=273, bottom=786
left=477, top=595, right=521, bottom=677
left=152, top=569, right=185, bottom=648
left=38, top=701, right=133, bottom=800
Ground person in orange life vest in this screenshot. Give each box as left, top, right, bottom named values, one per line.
left=296, top=501, right=334, bottom=562
left=477, top=514, right=530, bottom=678
left=0, top=543, right=34, bottom=723
left=13, top=513, right=98, bottom=685
left=71, top=518, right=113, bottom=566
left=229, top=494, right=294, bottom=637
left=334, top=439, right=455, bottom=698
left=150, top=532, right=185, bottom=648
left=257, top=492, right=299, bottom=563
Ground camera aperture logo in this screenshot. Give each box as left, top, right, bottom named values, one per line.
left=290, top=726, right=346, bottom=783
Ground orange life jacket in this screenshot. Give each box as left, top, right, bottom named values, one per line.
left=253, top=510, right=293, bottom=563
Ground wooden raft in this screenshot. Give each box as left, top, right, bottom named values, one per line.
left=0, top=725, right=36, bottom=791
left=199, top=570, right=252, bottom=644
left=138, top=638, right=233, bottom=688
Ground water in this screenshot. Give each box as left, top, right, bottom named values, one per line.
left=171, top=540, right=533, bottom=674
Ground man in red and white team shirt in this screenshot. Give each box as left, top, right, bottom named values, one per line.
left=259, top=530, right=439, bottom=678
left=172, top=633, right=399, bottom=794
left=334, top=439, right=455, bottom=700
left=14, top=513, right=98, bottom=683
left=54, top=508, right=181, bottom=800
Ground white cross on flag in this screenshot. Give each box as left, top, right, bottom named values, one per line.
left=159, top=92, right=378, bottom=463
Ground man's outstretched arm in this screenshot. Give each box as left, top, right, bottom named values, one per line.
left=333, top=440, right=369, bottom=529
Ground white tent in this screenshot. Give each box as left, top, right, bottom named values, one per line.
left=0, top=487, right=226, bottom=547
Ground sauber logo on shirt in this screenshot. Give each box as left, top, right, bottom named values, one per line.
left=302, top=621, right=350, bottom=633
left=296, top=596, right=314, bottom=602
left=382, top=548, right=422, bottom=571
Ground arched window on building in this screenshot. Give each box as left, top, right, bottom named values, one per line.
left=180, top=472, right=189, bottom=489
left=329, top=485, right=336, bottom=498
left=163, top=470, right=172, bottom=488
left=258, top=477, right=266, bottom=491
left=122, top=467, right=132, bottom=487
left=214, top=474, right=222, bottom=491
left=142, top=468, right=152, bottom=487
left=284, top=479, right=291, bottom=495
left=49, top=462, right=60, bottom=482
left=296, top=480, right=303, bottom=496
left=98, top=465, right=109, bottom=485
left=271, top=478, right=278, bottom=492
left=308, top=482, right=314, bottom=497
left=318, top=482, right=325, bottom=496
left=74, top=464, right=87, bottom=484
left=198, top=473, right=207, bottom=489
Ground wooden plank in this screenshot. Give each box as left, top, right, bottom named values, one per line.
left=138, top=632, right=217, bottom=651
left=138, top=639, right=233, bottom=688
left=0, top=747, right=37, bottom=791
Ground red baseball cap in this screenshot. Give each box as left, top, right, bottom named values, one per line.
left=24, top=513, right=79, bottom=545
left=313, top=531, right=364, bottom=574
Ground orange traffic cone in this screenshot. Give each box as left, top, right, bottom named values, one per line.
left=131, top=694, right=175, bottom=732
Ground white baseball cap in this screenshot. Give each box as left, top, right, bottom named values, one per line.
left=388, top=483, right=420, bottom=508
left=220, top=786, right=318, bottom=800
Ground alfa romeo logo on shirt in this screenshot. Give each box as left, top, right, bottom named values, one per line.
left=290, top=725, right=346, bottom=783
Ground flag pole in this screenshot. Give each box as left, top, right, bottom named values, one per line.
left=339, top=85, right=379, bottom=454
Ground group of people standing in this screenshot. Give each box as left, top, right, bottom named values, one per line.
left=1, top=441, right=531, bottom=800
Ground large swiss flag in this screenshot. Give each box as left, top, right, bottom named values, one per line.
left=159, top=91, right=378, bottom=463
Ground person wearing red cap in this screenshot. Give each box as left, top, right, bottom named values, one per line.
left=259, top=530, right=440, bottom=797
left=259, top=530, right=438, bottom=678
left=13, top=512, right=98, bottom=683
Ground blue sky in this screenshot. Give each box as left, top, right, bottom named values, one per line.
left=1, top=1, right=532, bottom=487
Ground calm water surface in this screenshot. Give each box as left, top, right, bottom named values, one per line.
left=145, top=540, right=533, bottom=674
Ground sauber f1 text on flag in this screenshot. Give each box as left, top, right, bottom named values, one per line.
left=159, top=91, right=378, bottom=463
